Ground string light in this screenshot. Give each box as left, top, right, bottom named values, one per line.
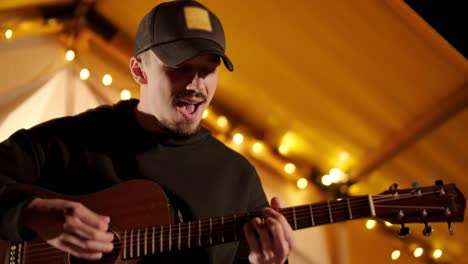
left=297, top=178, right=308, bottom=189
left=414, top=248, right=423, bottom=258
left=5, top=29, right=13, bottom=39
left=252, top=142, right=264, bottom=154
left=79, top=68, right=90, bottom=80
left=233, top=133, right=244, bottom=145
left=202, top=109, right=209, bottom=119
left=216, top=116, right=228, bottom=129
left=433, top=249, right=442, bottom=259
left=284, top=163, right=296, bottom=174
left=329, top=168, right=341, bottom=182
left=120, top=90, right=131, bottom=100
left=391, top=250, right=400, bottom=260
left=47, top=18, right=58, bottom=26
left=338, top=151, right=350, bottom=161
left=102, top=74, right=112, bottom=86
left=365, top=219, right=376, bottom=230
left=65, top=50, right=75, bottom=61
left=384, top=221, right=392, bottom=227
left=278, top=144, right=289, bottom=155
left=321, top=174, right=332, bottom=186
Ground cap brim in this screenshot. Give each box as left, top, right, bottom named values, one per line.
left=151, top=38, right=234, bottom=71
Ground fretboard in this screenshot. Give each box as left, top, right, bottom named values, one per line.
left=120, top=195, right=371, bottom=260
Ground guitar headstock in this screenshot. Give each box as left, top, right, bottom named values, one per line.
left=373, top=180, right=466, bottom=236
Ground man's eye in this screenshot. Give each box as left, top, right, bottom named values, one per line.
left=201, top=67, right=217, bottom=76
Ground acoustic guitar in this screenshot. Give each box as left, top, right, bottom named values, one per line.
left=2, top=179, right=465, bottom=263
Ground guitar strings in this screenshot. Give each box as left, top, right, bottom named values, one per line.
left=21, top=191, right=439, bottom=253
left=20, top=192, right=436, bottom=258
left=18, top=191, right=445, bottom=260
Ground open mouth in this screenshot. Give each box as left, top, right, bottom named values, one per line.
left=176, top=101, right=203, bottom=119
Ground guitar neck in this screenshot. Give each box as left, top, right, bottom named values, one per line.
left=119, top=196, right=371, bottom=259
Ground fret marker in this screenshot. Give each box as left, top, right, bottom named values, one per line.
left=328, top=201, right=334, bottom=223
left=347, top=198, right=353, bottom=220
left=368, top=194, right=376, bottom=217
left=292, top=207, right=298, bottom=230
left=309, top=205, right=315, bottom=226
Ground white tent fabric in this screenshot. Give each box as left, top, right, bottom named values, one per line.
left=0, top=36, right=104, bottom=140
left=0, top=68, right=103, bottom=141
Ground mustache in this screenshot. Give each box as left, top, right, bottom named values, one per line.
left=175, top=91, right=207, bottom=101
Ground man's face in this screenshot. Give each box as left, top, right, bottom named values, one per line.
left=140, top=51, right=220, bottom=136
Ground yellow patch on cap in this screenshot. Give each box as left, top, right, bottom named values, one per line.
left=184, top=6, right=212, bottom=32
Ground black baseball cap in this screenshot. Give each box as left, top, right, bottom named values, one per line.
left=134, top=0, right=233, bottom=71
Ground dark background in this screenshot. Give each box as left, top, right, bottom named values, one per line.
left=404, top=1, right=467, bottom=59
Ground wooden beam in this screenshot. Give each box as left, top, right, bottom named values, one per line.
left=351, top=82, right=468, bottom=181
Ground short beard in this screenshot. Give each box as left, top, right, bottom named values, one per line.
left=160, top=118, right=201, bottom=137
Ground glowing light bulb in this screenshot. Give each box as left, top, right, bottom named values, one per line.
left=284, top=163, right=296, bottom=174
left=216, top=116, right=228, bottom=128
left=120, top=90, right=131, bottom=100
left=366, top=219, right=376, bottom=230
left=79, top=68, right=90, bottom=80
left=391, top=250, right=400, bottom=260
left=321, top=175, right=332, bottom=186
left=202, top=109, right=209, bottom=119
left=102, top=74, right=112, bottom=86
left=278, top=144, right=289, bottom=155
left=433, top=249, right=442, bottom=259
left=329, top=168, right=342, bottom=182
left=414, top=248, right=423, bottom=258
left=65, top=50, right=75, bottom=61
left=252, top=142, right=264, bottom=154
left=5, top=29, right=13, bottom=39
left=297, top=178, right=308, bottom=189
left=233, top=133, right=244, bottom=145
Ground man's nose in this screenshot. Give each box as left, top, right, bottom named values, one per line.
left=186, top=73, right=202, bottom=91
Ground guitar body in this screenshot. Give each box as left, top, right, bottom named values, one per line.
left=2, top=180, right=175, bottom=264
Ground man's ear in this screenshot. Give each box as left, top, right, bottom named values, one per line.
left=129, top=56, right=148, bottom=84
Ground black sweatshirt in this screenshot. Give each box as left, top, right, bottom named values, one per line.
left=0, top=99, right=268, bottom=263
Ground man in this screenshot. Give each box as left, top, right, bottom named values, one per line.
left=0, top=0, right=294, bottom=263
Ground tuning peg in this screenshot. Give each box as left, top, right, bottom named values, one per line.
left=413, top=182, right=422, bottom=196
left=389, top=183, right=399, bottom=192
left=398, top=223, right=410, bottom=237
left=422, top=222, right=433, bottom=236
left=435, top=180, right=446, bottom=195
left=447, top=221, right=454, bottom=235
left=435, top=180, right=444, bottom=187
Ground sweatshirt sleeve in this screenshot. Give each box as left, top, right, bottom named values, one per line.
left=233, top=168, right=269, bottom=263
left=0, top=129, right=42, bottom=241
left=234, top=168, right=289, bottom=264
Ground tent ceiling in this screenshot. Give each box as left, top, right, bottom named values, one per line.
left=1, top=1, right=467, bottom=263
